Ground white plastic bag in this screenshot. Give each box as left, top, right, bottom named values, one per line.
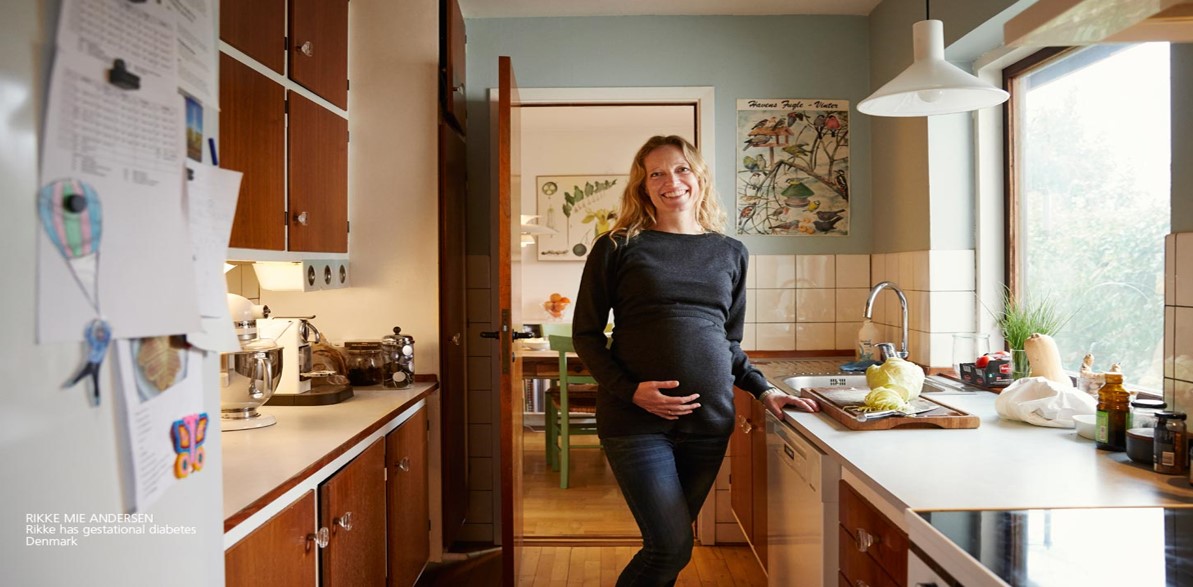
left=994, top=376, right=1096, bottom=428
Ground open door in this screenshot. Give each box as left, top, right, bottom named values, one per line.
left=493, top=55, right=524, bottom=586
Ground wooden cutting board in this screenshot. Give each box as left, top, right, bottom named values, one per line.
left=803, top=386, right=980, bottom=430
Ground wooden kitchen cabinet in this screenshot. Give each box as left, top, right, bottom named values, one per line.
left=387, top=407, right=429, bottom=587
left=289, top=0, right=349, bottom=109
left=220, top=0, right=285, bottom=74
left=220, top=54, right=286, bottom=251
left=321, top=439, right=387, bottom=586
left=220, top=0, right=348, bottom=255
left=288, top=91, right=348, bottom=253
left=730, top=388, right=767, bottom=567
left=440, top=0, right=466, bottom=132
left=225, top=490, right=317, bottom=587
left=839, top=481, right=908, bottom=587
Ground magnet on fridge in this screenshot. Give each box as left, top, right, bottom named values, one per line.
left=108, top=59, right=140, bottom=90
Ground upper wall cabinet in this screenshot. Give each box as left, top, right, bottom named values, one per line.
left=290, top=0, right=349, bottom=109
left=221, top=54, right=286, bottom=251
left=289, top=92, right=349, bottom=253
left=441, top=0, right=466, bottom=132
left=220, top=0, right=285, bottom=73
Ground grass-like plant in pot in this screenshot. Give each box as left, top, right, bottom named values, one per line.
left=988, top=286, right=1072, bottom=379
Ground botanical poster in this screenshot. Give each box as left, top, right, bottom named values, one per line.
left=535, top=174, right=627, bottom=260
left=736, top=99, right=850, bottom=236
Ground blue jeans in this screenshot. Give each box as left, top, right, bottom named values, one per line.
left=601, top=431, right=731, bottom=587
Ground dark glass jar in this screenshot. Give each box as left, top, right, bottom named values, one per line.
left=343, top=340, right=384, bottom=386
left=1154, top=411, right=1188, bottom=475
left=380, top=327, right=415, bottom=389
left=1095, top=373, right=1129, bottom=452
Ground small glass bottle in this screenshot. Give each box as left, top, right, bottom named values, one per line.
left=1154, top=411, right=1188, bottom=475
left=343, top=341, right=385, bottom=387
left=1128, top=398, right=1167, bottom=431
left=1095, top=373, right=1129, bottom=452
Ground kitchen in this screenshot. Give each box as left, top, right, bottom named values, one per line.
left=2, top=1, right=1192, bottom=587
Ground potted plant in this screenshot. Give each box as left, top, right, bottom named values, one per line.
left=989, top=287, right=1072, bottom=379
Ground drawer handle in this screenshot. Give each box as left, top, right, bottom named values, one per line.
left=398, top=457, right=411, bottom=472
left=857, top=527, right=880, bottom=553
left=300, top=41, right=314, bottom=57
left=295, top=211, right=309, bottom=226
left=307, top=526, right=329, bottom=551
left=334, top=511, right=353, bottom=533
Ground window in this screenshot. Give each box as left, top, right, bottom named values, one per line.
left=1006, top=43, right=1170, bottom=389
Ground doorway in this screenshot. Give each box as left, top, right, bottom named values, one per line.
left=514, top=98, right=700, bottom=541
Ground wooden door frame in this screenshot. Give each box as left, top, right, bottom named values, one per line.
left=491, top=85, right=720, bottom=546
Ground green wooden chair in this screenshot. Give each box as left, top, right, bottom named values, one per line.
left=544, top=334, right=600, bottom=488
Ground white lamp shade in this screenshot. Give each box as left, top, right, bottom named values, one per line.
left=858, top=20, right=1009, bottom=117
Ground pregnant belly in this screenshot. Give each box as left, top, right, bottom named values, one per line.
left=614, top=318, right=734, bottom=397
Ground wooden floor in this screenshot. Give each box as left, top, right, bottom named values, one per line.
left=413, top=429, right=767, bottom=586
left=416, top=544, right=767, bottom=586
left=522, top=430, right=638, bottom=538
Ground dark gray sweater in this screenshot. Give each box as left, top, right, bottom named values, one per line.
left=572, top=230, right=771, bottom=438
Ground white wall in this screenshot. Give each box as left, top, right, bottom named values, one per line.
left=518, top=105, right=694, bottom=321
left=1, top=1, right=225, bottom=583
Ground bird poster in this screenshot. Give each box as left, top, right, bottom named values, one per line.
left=736, top=99, right=850, bottom=236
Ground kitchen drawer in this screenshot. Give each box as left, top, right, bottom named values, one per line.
left=839, top=526, right=900, bottom=587
left=840, top=481, right=908, bottom=585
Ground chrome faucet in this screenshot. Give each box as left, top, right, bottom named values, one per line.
left=863, top=281, right=908, bottom=360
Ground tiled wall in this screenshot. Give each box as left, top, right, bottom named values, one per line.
left=742, top=251, right=976, bottom=369
left=1165, top=232, right=1193, bottom=414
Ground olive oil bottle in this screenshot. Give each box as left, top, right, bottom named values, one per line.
left=1095, top=373, right=1129, bottom=451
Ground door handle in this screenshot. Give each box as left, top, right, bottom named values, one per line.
left=512, top=332, right=534, bottom=340
left=479, top=331, right=499, bottom=339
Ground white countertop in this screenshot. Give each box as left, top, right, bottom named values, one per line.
left=221, top=383, right=434, bottom=540
left=765, top=370, right=1193, bottom=586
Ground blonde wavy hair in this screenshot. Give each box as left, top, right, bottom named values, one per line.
left=604, top=135, right=726, bottom=244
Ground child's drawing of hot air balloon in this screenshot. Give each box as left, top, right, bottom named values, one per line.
left=38, top=179, right=103, bottom=311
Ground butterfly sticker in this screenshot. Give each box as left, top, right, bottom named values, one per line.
left=171, top=413, right=209, bottom=479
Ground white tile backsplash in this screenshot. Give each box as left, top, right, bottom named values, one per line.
left=1177, top=233, right=1193, bottom=307
left=929, top=250, right=975, bottom=292
left=746, top=255, right=757, bottom=289
left=1176, top=306, right=1193, bottom=382
left=870, top=253, right=885, bottom=285
left=835, top=288, right=869, bottom=322
left=928, top=291, right=976, bottom=333
left=1166, top=305, right=1175, bottom=379
left=836, top=254, right=871, bottom=289
left=796, top=323, right=835, bottom=351
left=755, top=323, right=795, bottom=350
left=796, top=254, right=836, bottom=288
left=836, top=322, right=860, bottom=353
left=755, top=289, right=795, bottom=322
left=754, top=255, right=795, bottom=288
left=1165, top=235, right=1175, bottom=306
left=744, top=289, right=757, bottom=323
left=796, top=289, right=835, bottom=322
left=741, top=323, right=757, bottom=351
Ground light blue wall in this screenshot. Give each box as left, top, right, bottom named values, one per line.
left=463, top=15, right=872, bottom=256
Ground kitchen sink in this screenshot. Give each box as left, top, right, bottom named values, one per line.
left=779, top=374, right=975, bottom=395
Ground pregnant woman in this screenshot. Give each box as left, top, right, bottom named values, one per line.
left=572, top=135, right=819, bottom=586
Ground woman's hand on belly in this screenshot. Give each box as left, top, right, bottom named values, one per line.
left=632, top=380, right=701, bottom=420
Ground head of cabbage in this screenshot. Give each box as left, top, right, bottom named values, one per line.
left=865, top=357, right=925, bottom=402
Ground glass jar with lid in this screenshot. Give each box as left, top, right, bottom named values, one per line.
left=343, top=340, right=385, bottom=387
left=1128, top=397, right=1167, bottom=431
left=380, top=327, right=415, bottom=389
left=1154, top=411, right=1188, bottom=475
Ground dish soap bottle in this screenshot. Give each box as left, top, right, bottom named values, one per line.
left=1095, top=372, right=1129, bottom=451
left=856, top=319, right=880, bottom=362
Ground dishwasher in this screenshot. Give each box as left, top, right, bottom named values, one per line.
left=766, top=411, right=840, bottom=587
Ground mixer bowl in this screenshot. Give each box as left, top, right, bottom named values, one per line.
left=220, top=344, right=284, bottom=420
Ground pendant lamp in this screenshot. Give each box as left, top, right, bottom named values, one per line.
left=858, top=16, right=1009, bottom=117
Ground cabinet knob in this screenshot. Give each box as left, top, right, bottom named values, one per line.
left=295, top=211, right=309, bottom=226
left=300, top=41, right=314, bottom=57
left=856, top=527, right=879, bottom=553
left=451, top=333, right=461, bottom=346
left=334, top=511, right=353, bottom=532
left=452, top=83, right=465, bottom=94
left=307, top=527, right=329, bottom=551
left=398, top=457, right=411, bottom=472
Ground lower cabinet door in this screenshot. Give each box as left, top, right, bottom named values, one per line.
left=320, top=438, right=388, bottom=586
left=225, top=490, right=317, bottom=586
left=388, top=407, right=429, bottom=587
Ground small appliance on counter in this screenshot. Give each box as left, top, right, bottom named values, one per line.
left=220, top=294, right=283, bottom=431
left=261, top=315, right=354, bottom=406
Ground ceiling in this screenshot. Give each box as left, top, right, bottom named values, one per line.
left=459, top=0, right=883, bottom=19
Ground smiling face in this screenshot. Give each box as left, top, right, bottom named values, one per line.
left=643, top=144, right=702, bottom=220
